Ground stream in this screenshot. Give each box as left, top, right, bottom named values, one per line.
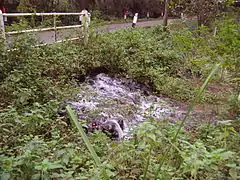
left=67, top=73, right=217, bottom=139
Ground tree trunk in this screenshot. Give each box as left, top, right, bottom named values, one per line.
left=197, top=13, right=204, bottom=27
left=94, top=0, right=100, bottom=8
left=0, top=0, right=4, bottom=9
left=197, top=0, right=204, bottom=27
left=163, top=0, right=169, bottom=31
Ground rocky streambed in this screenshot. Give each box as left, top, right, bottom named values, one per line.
left=67, top=73, right=218, bottom=139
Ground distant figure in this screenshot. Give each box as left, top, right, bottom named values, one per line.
left=181, top=13, right=184, bottom=20
left=1, top=7, right=7, bottom=22
left=124, top=11, right=128, bottom=21
left=132, top=13, right=138, bottom=28
left=161, top=10, right=164, bottom=17
left=147, top=11, right=150, bottom=19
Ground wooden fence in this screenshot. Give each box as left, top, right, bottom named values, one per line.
left=0, top=11, right=90, bottom=47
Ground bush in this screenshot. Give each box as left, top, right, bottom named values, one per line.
left=0, top=17, right=239, bottom=179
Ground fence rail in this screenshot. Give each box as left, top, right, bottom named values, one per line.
left=6, top=25, right=83, bottom=35
left=3, top=12, right=85, bottom=17
left=0, top=11, right=90, bottom=46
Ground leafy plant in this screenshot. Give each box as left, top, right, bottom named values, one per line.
left=66, top=105, right=109, bottom=179
left=1, top=14, right=239, bottom=180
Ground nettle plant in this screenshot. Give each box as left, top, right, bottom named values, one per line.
left=0, top=14, right=239, bottom=180
left=171, top=16, right=239, bottom=82
left=215, top=17, right=240, bottom=76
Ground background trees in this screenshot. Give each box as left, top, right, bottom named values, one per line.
left=175, top=0, right=219, bottom=26
left=172, top=0, right=239, bottom=26
left=2, top=0, right=239, bottom=23
left=3, top=0, right=164, bottom=17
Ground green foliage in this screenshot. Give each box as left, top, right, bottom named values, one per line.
left=0, top=100, right=60, bottom=147
left=5, top=19, right=31, bottom=32
left=2, top=20, right=238, bottom=106
left=66, top=106, right=109, bottom=179
left=101, top=119, right=239, bottom=179
left=172, top=18, right=239, bottom=80
left=227, top=93, right=240, bottom=116
left=89, top=27, right=191, bottom=100
left=0, top=15, right=239, bottom=180
left=215, top=17, right=240, bottom=73
left=1, top=110, right=239, bottom=179
left=0, top=35, right=96, bottom=109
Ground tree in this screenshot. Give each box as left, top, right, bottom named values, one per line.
left=171, top=0, right=221, bottom=27
left=4, top=0, right=166, bottom=17
left=0, top=0, right=4, bottom=10
left=163, top=0, right=169, bottom=30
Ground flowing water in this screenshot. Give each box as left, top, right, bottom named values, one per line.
left=68, top=73, right=217, bottom=139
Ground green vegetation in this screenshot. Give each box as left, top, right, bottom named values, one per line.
left=0, top=14, right=239, bottom=179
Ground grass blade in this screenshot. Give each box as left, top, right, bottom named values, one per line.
left=154, top=62, right=221, bottom=179
left=66, top=105, right=102, bottom=166
left=66, top=105, right=109, bottom=179
left=143, top=146, right=153, bottom=180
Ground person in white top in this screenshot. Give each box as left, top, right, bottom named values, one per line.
left=124, top=12, right=127, bottom=21
left=132, top=13, right=138, bottom=28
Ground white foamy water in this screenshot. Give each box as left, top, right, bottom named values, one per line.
left=68, top=73, right=184, bottom=139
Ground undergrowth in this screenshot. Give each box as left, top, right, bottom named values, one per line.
left=0, top=15, right=239, bottom=179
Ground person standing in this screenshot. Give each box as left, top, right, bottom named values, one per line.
left=147, top=11, right=150, bottom=19
left=132, top=13, right=138, bottom=28
left=1, top=6, right=7, bottom=22
left=124, top=11, right=127, bottom=21
left=161, top=10, right=164, bottom=17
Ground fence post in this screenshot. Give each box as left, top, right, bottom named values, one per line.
left=83, top=12, right=89, bottom=47
left=0, top=10, right=6, bottom=41
left=53, top=13, right=57, bottom=42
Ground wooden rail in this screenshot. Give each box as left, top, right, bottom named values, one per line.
left=6, top=25, right=83, bottom=35
left=0, top=11, right=90, bottom=46
left=3, top=12, right=85, bottom=17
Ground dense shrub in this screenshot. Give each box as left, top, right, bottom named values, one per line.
left=0, top=17, right=239, bottom=179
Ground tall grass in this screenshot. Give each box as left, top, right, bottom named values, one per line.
left=66, top=105, right=109, bottom=179
left=154, top=62, right=221, bottom=178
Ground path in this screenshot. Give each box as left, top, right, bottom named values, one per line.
left=6, top=19, right=181, bottom=45
left=99, top=19, right=180, bottom=33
